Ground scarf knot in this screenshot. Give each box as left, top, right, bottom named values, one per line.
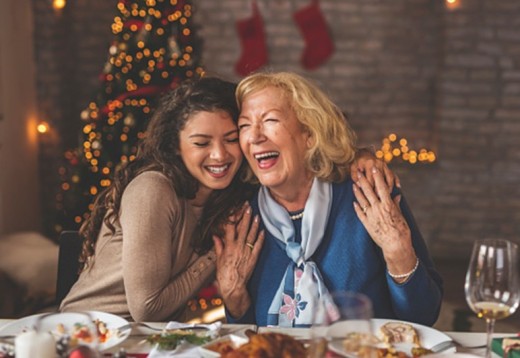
left=286, top=241, right=304, bottom=266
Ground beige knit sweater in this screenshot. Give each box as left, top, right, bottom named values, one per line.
left=60, top=171, right=216, bottom=322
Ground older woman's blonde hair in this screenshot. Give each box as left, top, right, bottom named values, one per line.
left=236, top=71, right=357, bottom=183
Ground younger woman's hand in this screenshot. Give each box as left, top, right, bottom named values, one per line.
left=351, top=148, right=401, bottom=189
left=213, top=202, right=264, bottom=318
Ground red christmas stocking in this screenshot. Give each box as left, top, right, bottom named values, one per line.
left=293, top=0, right=335, bottom=70
left=235, top=1, right=268, bottom=76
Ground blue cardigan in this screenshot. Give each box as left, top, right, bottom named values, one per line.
left=228, top=178, right=443, bottom=327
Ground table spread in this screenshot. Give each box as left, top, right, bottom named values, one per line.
left=0, top=319, right=511, bottom=357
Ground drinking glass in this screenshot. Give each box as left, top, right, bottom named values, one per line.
left=464, top=239, right=519, bottom=358
left=308, top=291, right=374, bottom=358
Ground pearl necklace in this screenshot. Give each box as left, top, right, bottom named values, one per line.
left=289, top=211, right=304, bottom=220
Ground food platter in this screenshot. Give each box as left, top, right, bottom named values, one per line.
left=198, top=334, right=248, bottom=358
left=328, top=318, right=456, bottom=357
left=0, top=311, right=130, bottom=351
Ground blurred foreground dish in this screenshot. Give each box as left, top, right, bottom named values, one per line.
left=221, top=331, right=306, bottom=358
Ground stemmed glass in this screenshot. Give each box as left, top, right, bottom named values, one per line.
left=464, top=239, right=519, bottom=358
left=308, top=291, right=374, bottom=358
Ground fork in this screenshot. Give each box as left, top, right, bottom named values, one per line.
left=117, top=322, right=165, bottom=332
left=429, top=339, right=486, bottom=353
left=429, top=340, right=457, bottom=353
left=117, top=322, right=209, bottom=333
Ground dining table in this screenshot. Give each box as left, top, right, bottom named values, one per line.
left=0, top=318, right=513, bottom=357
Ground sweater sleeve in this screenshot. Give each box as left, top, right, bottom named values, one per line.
left=385, top=194, right=443, bottom=326
left=120, top=172, right=216, bottom=322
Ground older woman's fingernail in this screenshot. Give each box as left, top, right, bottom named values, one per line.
left=372, top=167, right=378, bottom=174
left=357, top=171, right=362, bottom=179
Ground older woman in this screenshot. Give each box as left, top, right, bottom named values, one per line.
left=214, top=72, right=443, bottom=327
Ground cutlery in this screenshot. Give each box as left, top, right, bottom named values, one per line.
left=430, top=340, right=457, bottom=353
left=429, top=340, right=486, bottom=352
left=116, top=322, right=210, bottom=333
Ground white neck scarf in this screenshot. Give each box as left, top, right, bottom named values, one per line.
left=258, top=178, right=334, bottom=327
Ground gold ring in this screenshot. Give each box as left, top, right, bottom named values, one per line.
left=246, top=242, right=254, bottom=250
left=362, top=205, right=369, bottom=214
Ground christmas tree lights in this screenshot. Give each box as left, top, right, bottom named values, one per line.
left=55, top=0, right=203, bottom=234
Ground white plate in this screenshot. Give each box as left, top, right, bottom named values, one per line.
left=198, top=334, right=248, bottom=358
left=328, top=318, right=456, bottom=357
left=0, top=311, right=130, bottom=352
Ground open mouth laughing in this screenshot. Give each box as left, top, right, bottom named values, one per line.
left=205, top=163, right=232, bottom=177
left=254, top=151, right=280, bottom=169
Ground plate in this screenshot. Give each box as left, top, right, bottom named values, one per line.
left=0, top=311, right=130, bottom=351
left=198, top=334, right=248, bottom=358
left=328, top=318, right=456, bottom=357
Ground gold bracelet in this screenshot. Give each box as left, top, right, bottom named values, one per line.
left=388, top=257, right=419, bottom=279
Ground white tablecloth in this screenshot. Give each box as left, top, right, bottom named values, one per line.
left=0, top=318, right=513, bottom=357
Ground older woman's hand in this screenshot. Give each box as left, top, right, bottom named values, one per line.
left=351, top=148, right=401, bottom=189
left=352, top=167, right=417, bottom=283
left=213, top=202, right=265, bottom=318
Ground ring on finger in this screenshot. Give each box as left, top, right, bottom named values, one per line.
left=362, top=205, right=369, bottom=214
left=246, top=242, right=254, bottom=250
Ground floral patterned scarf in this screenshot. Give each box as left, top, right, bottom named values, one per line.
left=259, top=177, right=334, bottom=327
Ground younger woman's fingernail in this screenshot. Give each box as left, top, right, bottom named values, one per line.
left=372, top=167, right=378, bottom=174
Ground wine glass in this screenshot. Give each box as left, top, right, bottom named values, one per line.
left=464, top=239, right=520, bottom=358
left=308, top=291, right=374, bottom=358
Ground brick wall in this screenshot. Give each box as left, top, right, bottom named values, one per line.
left=31, top=0, right=520, bottom=256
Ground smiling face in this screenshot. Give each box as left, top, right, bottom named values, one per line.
left=179, top=110, right=242, bottom=202
left=238, top=86, right=313, bottom=202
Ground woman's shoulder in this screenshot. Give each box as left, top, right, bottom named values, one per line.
left=132, top=170, right=170, bottom=183
left=331, top=176, right=355, bottom=195
left=124, top=171, right=178, bottom=202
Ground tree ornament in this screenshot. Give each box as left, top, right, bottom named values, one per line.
left=293, top=0, right=335, bottom=70
left=235, top=1, right=268, bottom=76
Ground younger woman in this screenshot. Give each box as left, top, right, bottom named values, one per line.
left=60, top=77, right=256, bottom=321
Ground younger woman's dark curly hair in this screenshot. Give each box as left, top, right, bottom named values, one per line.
left=78, top=77, right=256, bottom=271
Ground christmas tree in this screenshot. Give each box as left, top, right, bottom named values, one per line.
left=54, top=0, right=203, bottom=234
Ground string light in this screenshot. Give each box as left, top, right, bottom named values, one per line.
left=37, top=121, right=50, bottom=134
left=375, top=133, right=436, bottom=164
left=52, top=0, right=66, bottom=11
left=446, top=0, right=460, bottom=9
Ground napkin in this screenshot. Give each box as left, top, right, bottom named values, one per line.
left=492, top=337, right=520, bottom=358
left=147, top=321, right=222, bottom=358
